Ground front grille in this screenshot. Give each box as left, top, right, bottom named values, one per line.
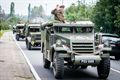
left=72, top=42, right=94, bottom=54
left=34, top=35, right=41, bottom=40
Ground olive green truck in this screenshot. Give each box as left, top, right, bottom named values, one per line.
left=41, top=21, right=111, bottom=79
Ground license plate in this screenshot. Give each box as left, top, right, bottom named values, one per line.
left=80, top=60, right=95, bottom=63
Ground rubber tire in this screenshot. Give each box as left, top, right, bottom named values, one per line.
left=53, top=52, right=64, bottom=79
left=43, top=54, right=51, bottom=68
left=27, top=42, right=32, bottom=50
left=115, top=56, right=120, bottom=60
left=16, top=34, right=19, bottom=41
left=41, top=43, right=44, bottom=53
left=25, top=39, right=28, bottom=49
left=97, top=57, right=110, bottom=79
left=81, top=65, right=88, bottom=69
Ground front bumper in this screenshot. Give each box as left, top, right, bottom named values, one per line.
left=73, top=54, right=101, bottom=65
left=58, top=53, right=102, bottom=66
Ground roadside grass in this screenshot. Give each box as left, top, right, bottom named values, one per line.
left=0, top=30, right=4, bottom=38
left=0, top=30, right=11, bottom=38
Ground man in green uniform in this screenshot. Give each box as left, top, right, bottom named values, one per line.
left=51, top=5, right=65, bottom=23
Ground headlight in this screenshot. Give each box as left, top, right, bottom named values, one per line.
left=56, top=39, right=62, bottom=45
left=98, top=44, right=104, bottom=49
left=63, top=45, right=70, bottom=50
left=104, top=41, right=110, bottom=47
left=27, top=37, right=31, bottom=41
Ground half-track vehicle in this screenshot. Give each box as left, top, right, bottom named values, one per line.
left=25, top=23, right=41, bottom=50
left=15, top=23, right=25, bottom=41
left=41, top=21, right=111, bottom=79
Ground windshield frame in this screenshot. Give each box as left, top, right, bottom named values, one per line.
left=17, top=26, right=24, bottom=29
left=28, top=26, right=40, bottom=32
left=54, top=26, right=94, bottom=34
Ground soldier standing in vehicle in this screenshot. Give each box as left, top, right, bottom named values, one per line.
left=51, top=5, right=65, bottom=23
left=51, top=4, right=59, bottom=20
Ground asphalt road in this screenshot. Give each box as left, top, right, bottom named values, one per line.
left=16, top=38, right=120, bottom=80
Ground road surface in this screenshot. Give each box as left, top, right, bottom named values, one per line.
left=15, top=38, right=120, bottom=80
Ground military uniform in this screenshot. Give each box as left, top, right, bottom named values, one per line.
left=51, top=6, right=65, bottom=23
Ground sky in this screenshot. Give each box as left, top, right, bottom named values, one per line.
left=0, top=0, right=97, bottom=16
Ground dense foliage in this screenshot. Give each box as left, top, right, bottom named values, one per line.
left=31, top=5, right=44, bottom=18
left=92, top=0, right=120, bottom=33
left=65, top=3, right=93, bottom=22
left=0, top=20, right=9, bottom=30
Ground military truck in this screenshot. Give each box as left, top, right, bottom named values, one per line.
left=41, top=21, right=111, bottom=79
left=12, top=25, right=16, bottom=34
left=15, top=24, right=25, bottom=41
left=25, top=23, right=41, bottom=50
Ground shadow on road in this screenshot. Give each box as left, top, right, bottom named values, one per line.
left=35, top=64, right=105, bottom=80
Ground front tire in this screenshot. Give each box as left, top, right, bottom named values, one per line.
left=52, top=52, right=64, bottom=79
left=97, top=57, right=110, bottom=79
left=81, top=65, right=87, bottom=69
left=43, top=53, right=51, bottom=68
left=27, top=42, right=32, bottom=50
left=115, top=56, right=120, bottom=60
left=16, top=34, right=19, bottom=41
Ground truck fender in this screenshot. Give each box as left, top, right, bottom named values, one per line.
left=52, top=44, right=67, bottom=52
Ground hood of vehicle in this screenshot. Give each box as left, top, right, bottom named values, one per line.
left=104, top=38, right=120, bottom=44
left=56, top=33, right=94, bottom=42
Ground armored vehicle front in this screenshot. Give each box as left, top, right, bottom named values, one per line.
left=41, top=21, right=111, bottom=79
left=15, top=23, right=25, bottom=41
left=25, top=23, right=41, bottom=50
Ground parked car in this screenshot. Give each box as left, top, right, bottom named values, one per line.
left=95, top=33, right=120, bottom=60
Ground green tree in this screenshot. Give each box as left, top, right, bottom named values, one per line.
left=0, top=20, right=10, bottom=30
left=92, top=0, right=120, bottom=33
left=28, top=3, right=31, bottom=20
left=31, top=5, right=44, bottom=18
left=10, top=2, right=15, bottom=17
left=65, top=3, right=93, bottom=22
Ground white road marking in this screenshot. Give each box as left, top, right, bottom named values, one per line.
left=111, top=68, right=120, bottom=74
left=12, top=34, right=41, bottom=80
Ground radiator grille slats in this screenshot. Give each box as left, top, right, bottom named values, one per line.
left=72, top=42, right=94, bottom=53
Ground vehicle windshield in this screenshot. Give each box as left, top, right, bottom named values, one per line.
left=58, top=27, right=73, bottom=33
left=102, top=35, right=120, bottom=42
left=17, top=26, right=24, bottom=29
left=29, top=27, right=40, bottom=32
left=75, top=27, right=93, bottom=33
left=55, top=26, right=93, bottom=33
